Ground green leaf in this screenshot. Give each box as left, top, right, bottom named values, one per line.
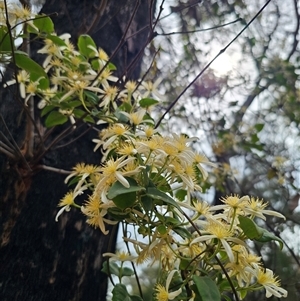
left=108, top=62, right=117, bottom=71
left=46, top=34, right=67, bottom=46
left=107, top=207, right=131, bottom=221
left=150, top=173, right=172, bottom=194
left=44, top=110, right=68, bottom=127
left=139, top=98, right=159, bottom=108
left=146, top=187, right=181, bottom=211
left=173, top=226, right=192, bottom=239
left=73, top=109, right=95, bottom=123
left=84, top=90, right=99, bottom=105
left=121, top=267, right=134, bottom=277
left=33, top=15, right=54, bottom=33
left=91, top=58, right=100, bottom=70
left=78, top=34, right=97, bottom=58
left=238, top=216, right=261, bottom=239
left=141, top=195, right=153, bottom=211
left=238, top=216, right=283, bottom=249
left=222, top=295, right=233, bottom=301
left=179, top=258, right=192, bottom=270
left=112, top=284, right=131, bottom=301
left=29, top=72, right=49, bottom=89
left=101, top=261, right=120, bottom=276
left=239, top=289, right=248, bottom=299
left=108, top=178, right=145, bottom=199
left=114, top=109, right=130, bottom=123
left=60, top=100, right=82, bottom=109
left=111, top=192, right=137, bottom=210
left=130, top=295, right=143, bottom=301
left=254, top=123, right=264, bottom=132
left=164, top=216, right=181, bottom=227
left=14, top=52, right=47, bottom=78
left=37, top=77, right=50, bottom=90
left=250, top=133, right=259, bottom=143
left=175, top=189, right=187, bottom=202
left=26, top=24, right=39, bottom=34
left=107, top=178, right=145, bottom=210
left=41, top=105, right=55, bottom=117
left=219, top=279, right=232, bottom=293
left=0, top=26, right=13, bottom=52
left=118, top=102, right=133, bottom=113
left=192, top=275, right=221, bottom=301
left=255, top=227, right=284, bottom=250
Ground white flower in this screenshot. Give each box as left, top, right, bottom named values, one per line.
left=155, top=270, right=182, bottom=301
left=191, top=219, right=245, bottom=262
left=4, top=70, right=29, bottom=99
left=141, top=77, right=165, bottom=100
left=102, top=251, right=137, bottom=262
left=97, top=156, right=137, bottom=189
left=244, top=197, right=286, bottom=220
left=245, top=266, right=288, bottom=298
left=194, top=153, right=217, bottom=180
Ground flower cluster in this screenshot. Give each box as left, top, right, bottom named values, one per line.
left=2, top=4, right=288, bottom=300
left=54, top=100, right=287, bottom=300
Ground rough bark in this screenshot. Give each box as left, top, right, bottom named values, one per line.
left=0, top=1, right=152, bottom=300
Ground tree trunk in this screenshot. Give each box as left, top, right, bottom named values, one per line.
left=0, top=1, right=152, bottom=300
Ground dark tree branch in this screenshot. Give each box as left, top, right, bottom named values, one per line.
left=287, top=0, right=300, bottom=61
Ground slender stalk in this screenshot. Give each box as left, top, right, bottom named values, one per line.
left=159, top=18, right=242, bottom=36
left=0, top=145, right=16, bottom=158
left=155, top=0, right=273, bottom=128
left=36, top=165, right=71, bottom=174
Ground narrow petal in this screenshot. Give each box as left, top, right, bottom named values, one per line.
left=168, top=288, right=182, bottom=300
left=55, top=205, right=70, bottom=221
left=115, top=172, right=130, bottom=188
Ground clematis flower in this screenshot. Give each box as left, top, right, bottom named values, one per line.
left=155, top=270, right=182, bottom=301
left=244, top=197, right=286, bottom=220
left=99, top=156, right=135, bottom=188
left=193, top=153, right=217, bottom=180
left=211, top=195, right=250, bottom=219
left=64, top=163, right=101, bottom=184
left=141, top=77, right=165, bottom=100
left=4, top=70, right=29, bottom=99
left=102, top=251, right=137, bottom=262
left=191, top=219, right=245, bottom=262
left=55, top=188, right=84, bottom=222
left=245, top=266, right=288, bottom=298
left=81, top=195, right=117, bottom=234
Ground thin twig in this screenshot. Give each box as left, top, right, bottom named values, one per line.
left=287, top=0, right=300, bottom=61
left=158, top=18, right=242, bottom=36
left=53, top=125, right=93, bottom=150
left=0, top=113, right=31, bottom=170
left=0, top=141, right=14, bottom=154
left=118, top=1, right=163, bottom=80
left=34, top=123, right=81, bottom=162
left=36, top=165, right=71, bottom=174
left=267, top=222, right=300, bottom=268
left=155, top=0, right=273, bottom=128
left=91, top=0, right=141, bottom=86
left=158, top=0, right=202, bottom=22
left=122, top=223, right=144, bottom=299
left=0, top=145, right=16, bottom=159
left=0, top=131, right=16, bottom=151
